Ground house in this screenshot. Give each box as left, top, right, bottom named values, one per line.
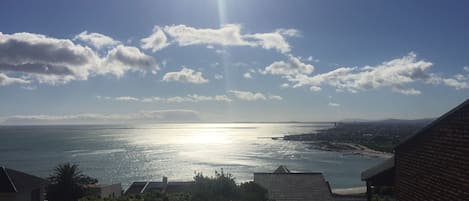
left=125, top=177, right=194, bottom=195
left=361, top=157, right=395, bottom=201
left=362, top=99, right=469, bottom=201
left=254, top=165, right=334, bottom=201
left=85, top=183, right=122, bottom=198
left=0, top=167, right=48, bottom=201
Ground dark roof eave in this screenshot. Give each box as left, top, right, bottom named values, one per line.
left=0, top=167, right=18, bottom=193
left=361, top=157, right=395, bottom=181
left=394, top=99, right=469, bottom=150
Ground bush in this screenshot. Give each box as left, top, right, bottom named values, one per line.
left=79, top=169, right=269, bottom=201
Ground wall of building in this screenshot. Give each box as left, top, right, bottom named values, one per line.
left=99, top=184, right=122, bottom=198
left=254, top=173, right=334, bottom=201
left=395, top=105, right=469, bottom=201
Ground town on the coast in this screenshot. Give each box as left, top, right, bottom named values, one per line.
left=1, top=99, right=468, bottom=201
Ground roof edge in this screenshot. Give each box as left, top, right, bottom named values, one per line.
left=395, top=98, right=469, bottom=150
left=5, top=168, right=48, bottom=184
left=1, top=166, right=18, bottom=193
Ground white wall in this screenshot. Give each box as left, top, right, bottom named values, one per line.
left=99, top=183, right=122, bottom=198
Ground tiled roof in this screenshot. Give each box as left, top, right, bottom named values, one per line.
left=254, top=166, right=334, bottom=201
left=274, top=165, right=291, bottom=173
left=361, top=157, right=394, bottom=181
left=125, top=182, right=147, bottom=194
left=0, top=167, right=47, bottom=193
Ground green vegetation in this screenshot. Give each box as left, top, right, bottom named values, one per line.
left=47, top=163, right=99, bottom=201
left=79, top=169, right=271, bottom=201
left=79, top=192, right=190, bottom=201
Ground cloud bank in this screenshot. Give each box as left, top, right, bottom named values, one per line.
left=141, top=24, right=299, bottom=53
left=271, top=52, right=469, bottom=95
left=1, top=110, right=200, bottom=125
left=0, top=32, right=158, bottom=85
left=97, top=90, right=283, bottom=103
left=162, top=67, right=208, bottom=84
left=74, top=31, right=120, bottom=49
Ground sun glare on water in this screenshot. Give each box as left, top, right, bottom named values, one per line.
left=181, top=128, right=230, bottom=144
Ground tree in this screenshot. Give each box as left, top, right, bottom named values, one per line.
left=239, top=181, right=269, bottom=201
left=190, top=169, right=269, bottom=201
left=47, top=163, right=98, bottom=201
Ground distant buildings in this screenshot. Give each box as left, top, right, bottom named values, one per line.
left=362, top=99, right=469, bottom=201
left=0, top=167, right=47, bottom=201
left=125, top=177, right=194, bottom=194
left=254, top=165, right=334, bottom=201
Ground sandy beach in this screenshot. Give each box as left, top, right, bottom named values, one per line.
left=307, top=141, right=393, bottom=158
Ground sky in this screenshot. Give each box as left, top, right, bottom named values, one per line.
left=0, top=0, right=468, bottom=124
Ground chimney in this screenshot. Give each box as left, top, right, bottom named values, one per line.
left=163, top=176, right=168, bottom=185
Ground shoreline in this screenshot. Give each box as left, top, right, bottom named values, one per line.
left=281, top=121, right=428, bottom=157
left=306, top=141, right=393, bottom=158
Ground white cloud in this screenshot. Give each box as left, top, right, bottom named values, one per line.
left=141, top=97, right=162, bottom=103
left=280, top=83, right=289, bottom=88
left=165, top=94, right=233, bottom=103
left=328, top=102, right=340, bottom=107
left=228, top=90, right=266, bottom=101
left=464, top=66, right=469, bottom=72
left=140, top=26, right=169, bottom=52
left=306, top=56, right=320, bottom=63
left=310, top=86, right=322, bottom=92
left=0, top=32, right=158, bottom=85
left=0, top=73, right=30, bottom=86
left=163, top=24, right=251, bottom=47
left=243, top=28, right=300, bottom=53
left=228, top=90, right=282, bottom=101
left=0, top=32, right=98, bottom=84
left=21, top=85, right=37, bottom=90
left=115, top=96, right=139, bottom=102
left=268, top=95, right=283, bottom=100
left=284, top=52, right=455, bottom=95
left=98, top=94, right=232, bottom=103
left=214, top=74, right=223, bottom=80
left=433, top=74, right=469, bottom=89
left=244, top=32, right=291, bottom=53
left=391, top=86, right=421, bottom=95
left=187, top=94, right=233, bottom=102
left=243, top=69, right=257, bottom=79
left=161, top=60, right=168, bottom=67
left=98, top=91, right=283, bottom=103
left=263, top=54, right=314, bottom=75
left=243, top=72, right=253, bottom=79
left=162, top=67, right=208, bottom=84
left=74, top=31, right=120, bottom=49
left=1, top=110, right=200, bottom=125
left=143, top=24, right=298, bottom=53
left=276, top=29, right=301, bottom=37
left=101, top=45, right=159, bottom=77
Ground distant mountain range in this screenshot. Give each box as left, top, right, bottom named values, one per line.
left=340, top=118, right=435, bottom=124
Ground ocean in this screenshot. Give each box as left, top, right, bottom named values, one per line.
left=0, top=123, right=385, bottom=189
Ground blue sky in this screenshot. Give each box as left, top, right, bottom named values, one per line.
left=0, top=0, right=468, bottom=124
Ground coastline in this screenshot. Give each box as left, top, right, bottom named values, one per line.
left=305, top=141, right=393, bottom=158
left=281, top=121, right=428, bottom=158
